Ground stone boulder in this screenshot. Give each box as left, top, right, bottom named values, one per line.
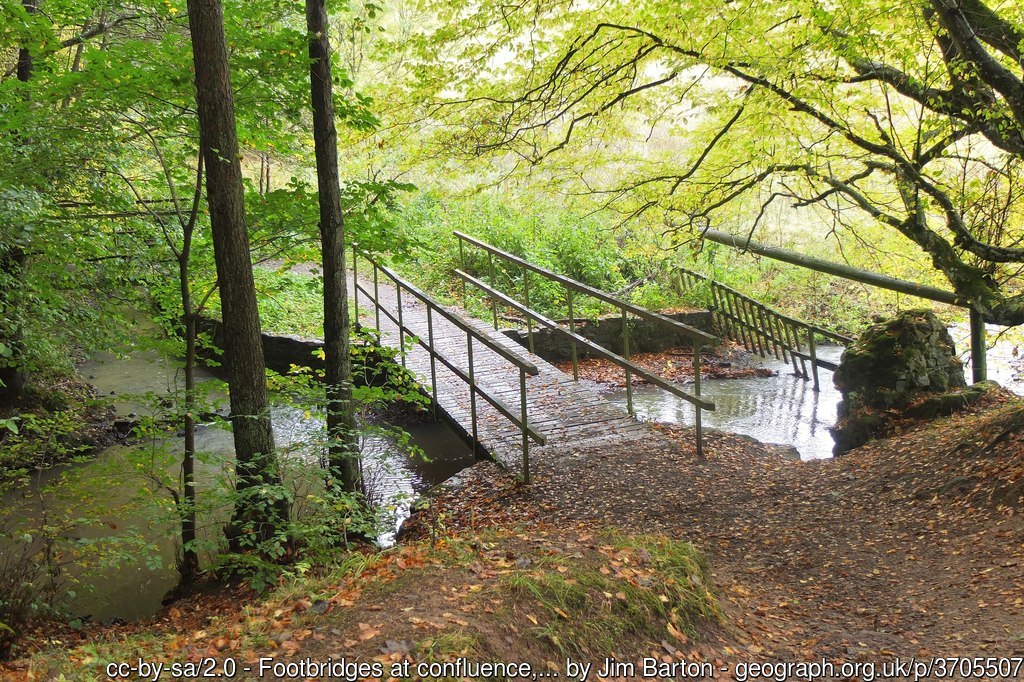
left=831, top=309, right=966, bottom=455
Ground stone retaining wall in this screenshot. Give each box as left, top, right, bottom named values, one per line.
left=197, top=317, right=325, bottom=375
left=501, top=311, right=715, bottom=362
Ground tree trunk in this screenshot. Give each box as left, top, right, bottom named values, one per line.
left=186, top=0, right=288, bottom=547
left=1, top=0, right=39, bottom=405
left=0, top=248, right=26, bottom=405
left=178, top=231, right=201, bottom=582
left=306, top=0, right=360, bottom=493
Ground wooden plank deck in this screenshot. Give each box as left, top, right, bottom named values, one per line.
left=354, top=277, right=652, bottom=473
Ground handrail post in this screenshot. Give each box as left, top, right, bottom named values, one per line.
left=807, top=326, right=819, bottom=392
left=351, top=246, right=360, bottom=330
left=523, top=264, right=534, bottom=354
left=467, top=330, right=478, bottom=457
left=622, top=306, right=634, bottom=415
left=373, top=265, right=381, bottom=339
left=488, top=251, right=498, bottom=329
left=782, top=320, right=801, bottom=376
left=520, top=368, right=530, bottom=483
left=397, top=284, right=406, bottom=369
left=969, top=308, right=987, bottom=383
left=794, top=321, right=808, bottom=378
left=458, top=237, right=467, bottom=303
left=567, top=287, right=579, bottom=381
left=694, top=343, right=704, bottom=461
left=427, top=306, right=439, bottom=418
left=758, top=305, right=779, bottom=359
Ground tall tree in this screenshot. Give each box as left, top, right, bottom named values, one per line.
left=0, top=0, right=39, bottom=404
left=415, top=0, right=1024, bottom=325
left=306, top=0, right=361, bottom=492
left=186, top=0, right=288, bottom=545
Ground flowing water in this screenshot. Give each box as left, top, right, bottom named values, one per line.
left=1, top=351, right=473, bottom=622
left=605, top=347, right=846, bottom=460
left=606, top=329, right=1024, bottom=461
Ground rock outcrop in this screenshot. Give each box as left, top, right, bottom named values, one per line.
left=831, top=309, right=967, bottom=455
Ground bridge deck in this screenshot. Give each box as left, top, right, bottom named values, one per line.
left=357, top=278, right=652, bottom=472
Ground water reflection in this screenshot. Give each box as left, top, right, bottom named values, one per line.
left=606, top=347, right=845, bottom=460
left=1, top=352, right=473, bottom=622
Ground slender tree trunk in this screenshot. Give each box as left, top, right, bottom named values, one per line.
left=16, top=0, right=36, bottom=82
left=0, top=248, right=26, bottom=405
left=306, top=0, right=360, bottom=493
left=186, top=0, right=288, bottom=547
left=176, top=155, right=203, bottom=581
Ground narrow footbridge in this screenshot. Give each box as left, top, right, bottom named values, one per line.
left=350, top=235, right=718, bottom=480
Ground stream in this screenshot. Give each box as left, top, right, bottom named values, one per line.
left=605, top=325, right=1024, bottom=461
left=1, top=351, right=473, bottom=622
left=604, top=346, right=846, bottom=460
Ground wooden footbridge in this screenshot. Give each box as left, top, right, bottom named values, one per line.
left=347, top=228, right=985, bottom=479
left=350, top=234, right=718, bottom=480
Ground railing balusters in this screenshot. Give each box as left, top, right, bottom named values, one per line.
left=519, top=368, right=530, bottom=483
left=427, top=306, right=438, bottom=418
left=373, top=265, right=381, bottom=339
left=807, top=326, right=820, bottom=392
left=523, top=264, right=534, bottom=354
left=458, top=238, right=467, bottom=302
left=675, top=265, right=847, bottom=387
left=396, top=284, right=406, bottom=369
left=488, top=251, right=498, bottom=329
left=694, top=344, right=703, bottom=462
left=783, top=319, right=802, bottom=376
left=454, top=234, right=718, bottom=458
left=758, top=304, right=780, bottom=359
left=352, top=247, right=360, bottom=329
left=352, top=247, right=546, bottom=482
left=622, top=306, right=633, bottom=416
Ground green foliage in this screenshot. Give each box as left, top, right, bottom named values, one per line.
left=396, top=190, right=689, bottom=320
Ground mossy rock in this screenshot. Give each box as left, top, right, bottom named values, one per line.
left=834, top=309, right=965, bottom=411
left=831, top=310, right=967, bottom=455
left=903, top=380, right=1000, bottom=419
left=830, top=409, right=886, bottom=455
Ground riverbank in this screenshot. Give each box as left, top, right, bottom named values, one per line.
left=0, top=372, right=119, bottom=476
left=6, top=389, right=1022, bottom=677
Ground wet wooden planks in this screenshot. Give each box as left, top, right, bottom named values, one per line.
left=357, top=278, right=651, bottom=472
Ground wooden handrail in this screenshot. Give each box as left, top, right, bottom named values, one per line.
left=678, top=266, right=853, bottom=345
left=360, top=251, right=540, bottom=376
left=354, top=281, right=547, bottom=444
left=352, top=248, right=547, bottom=480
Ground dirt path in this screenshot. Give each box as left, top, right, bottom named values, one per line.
left=6, top=389, right=1023, bottom=680
left=405, top=392, right=1024, bottom=659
